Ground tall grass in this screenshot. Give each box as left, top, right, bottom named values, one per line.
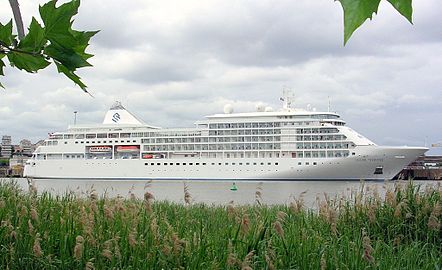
left=0, top=180, right=440, bottom=269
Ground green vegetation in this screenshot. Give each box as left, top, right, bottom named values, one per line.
left=0, top=181, right=440, bottom=269
left=0, top=159, right=9, bottom=166
left=337, top=0, right=413, bottom=45
left=0, top=0, right=97, bottom=91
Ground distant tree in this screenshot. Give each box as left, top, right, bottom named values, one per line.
left=0, top=159, right=9, bottom=166
left=337, top=0, right=413, bottom=45
left=0, top=0, right=98, bottom=92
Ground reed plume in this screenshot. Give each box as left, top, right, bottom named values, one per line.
left=241, top=250, right=255, bottom=270
left=74, top=235, right=84, bottom=260
left=362, top=229, right=374, bottom=264
left=85, top=260, right=95, bottom=270
left=255, top=182, right=263, bottom=205
left=273, top=220, right=284, bottom=238
left=33, top=234, right=42, bottom=257
left=184, top=183, right=191, bottom=205
left=320, top=253, right=327, bottom=270
left=240, top=213, right=250, bottom=234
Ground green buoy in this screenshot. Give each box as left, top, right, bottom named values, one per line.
left=230, top=182, right=238, bottom=191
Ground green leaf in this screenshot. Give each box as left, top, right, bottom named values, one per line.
left=40, top=0, right=97, bottom=73
left=45, top=44, right=91, bottom=70
left=387, top=0, right=413, bottom=23
left=338, top=0, right=382, bottom=45
left=0, top=57, right=5, bottom=88
left=7, top=51, right=50, bottom=73
left=18, top=18, right=47, bottom=52
left=54, top=61, right=87, bottom=91
left=0, top=56, right=5, bottom=76
left=0, top=20, right=14, bottom=47
left=71, top=30, right=99, bottom=60
left=39, top=0, right=80, bottom=47
left=338, top=0, right=414, bottom=45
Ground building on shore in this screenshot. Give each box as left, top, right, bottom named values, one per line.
left=395, top=155, right=442, bottom=180
left=19, top=139, right=33, bottom=156
left=0, top=135, right=44, bottom=177
left=1, top=135, right=13, bottom=158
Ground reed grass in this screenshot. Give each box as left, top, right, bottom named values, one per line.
left=0, top=180, right=440, bottom=269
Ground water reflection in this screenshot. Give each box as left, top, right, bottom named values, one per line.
left=4, top=178, right=440, bottom=207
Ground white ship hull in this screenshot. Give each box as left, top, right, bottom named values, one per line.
left=25, top=146, right=426, bottom=181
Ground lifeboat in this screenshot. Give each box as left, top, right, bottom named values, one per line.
left=116, top=145, right=140, bottom=152
left=89, top=146, right=112, bottom=152
left=142, top=154, right=154, bottom=159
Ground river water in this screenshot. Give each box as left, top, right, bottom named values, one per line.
left=2, top=178, right=440, bottom=207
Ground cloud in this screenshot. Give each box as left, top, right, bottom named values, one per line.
left=0, top=0, right=441, bottom=156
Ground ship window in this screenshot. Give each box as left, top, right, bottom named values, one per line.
left=75, top=142, right=78, bottom=144
left=239, top=163, right=243, bottom=165
left=246, top=162, right=250, bottom=165
left=374, top=166, right=383, bottom=174
left=225, top=163, right=229, bottom=165
left=218, top=163, right=222, bottom=165
left=352, top=152, right=355, bottom=155
left=145, top=163, right=148, bottom=165
left=183, top=163, right=187, bottom=165
left=313, top=162, right=317, bottom=165
left=64, top=142, right=67, bottom=144
left=298, top=162, right=301, bottom=165
left=267, top=162, right=271, bottom=165
left=81, top=142, right=84, bottom=144
left=196, top=163, right=200, bottom=165
left=260, top=162, right=264, bottom=165
left=275, top=162, right=279, bottom=165
left=253, top=163, right=257, bottom=165
left=150, top=163, right=154, bottom=165
left=157, top=163, right=160, bottom=165
left=176, top=163, right=180, bottom=165
left=164, top=163, right=167, bottom=165
left=232, top=163, right=236, bottom=165
left=306, top=162, right=310, bottom=165
left=211, top=163, right=215, bottom=165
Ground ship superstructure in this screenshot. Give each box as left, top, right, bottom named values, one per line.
left=24, top=95, right=427, bottom=180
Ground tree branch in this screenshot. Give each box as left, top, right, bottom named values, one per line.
left=8, top=0, right=25, bottom=40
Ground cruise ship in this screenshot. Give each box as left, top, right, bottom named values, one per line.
left=24, top=93, right=427, bottom=180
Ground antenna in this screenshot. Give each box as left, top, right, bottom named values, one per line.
left=328, top=96, right=331, bottom=112
left=73, top=111, right=78, bottom=125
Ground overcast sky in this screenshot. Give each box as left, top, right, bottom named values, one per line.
left=0, top=0, right=441, bottom=154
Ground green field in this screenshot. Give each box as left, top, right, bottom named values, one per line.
left=0, top=181, right=440, bottom=269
